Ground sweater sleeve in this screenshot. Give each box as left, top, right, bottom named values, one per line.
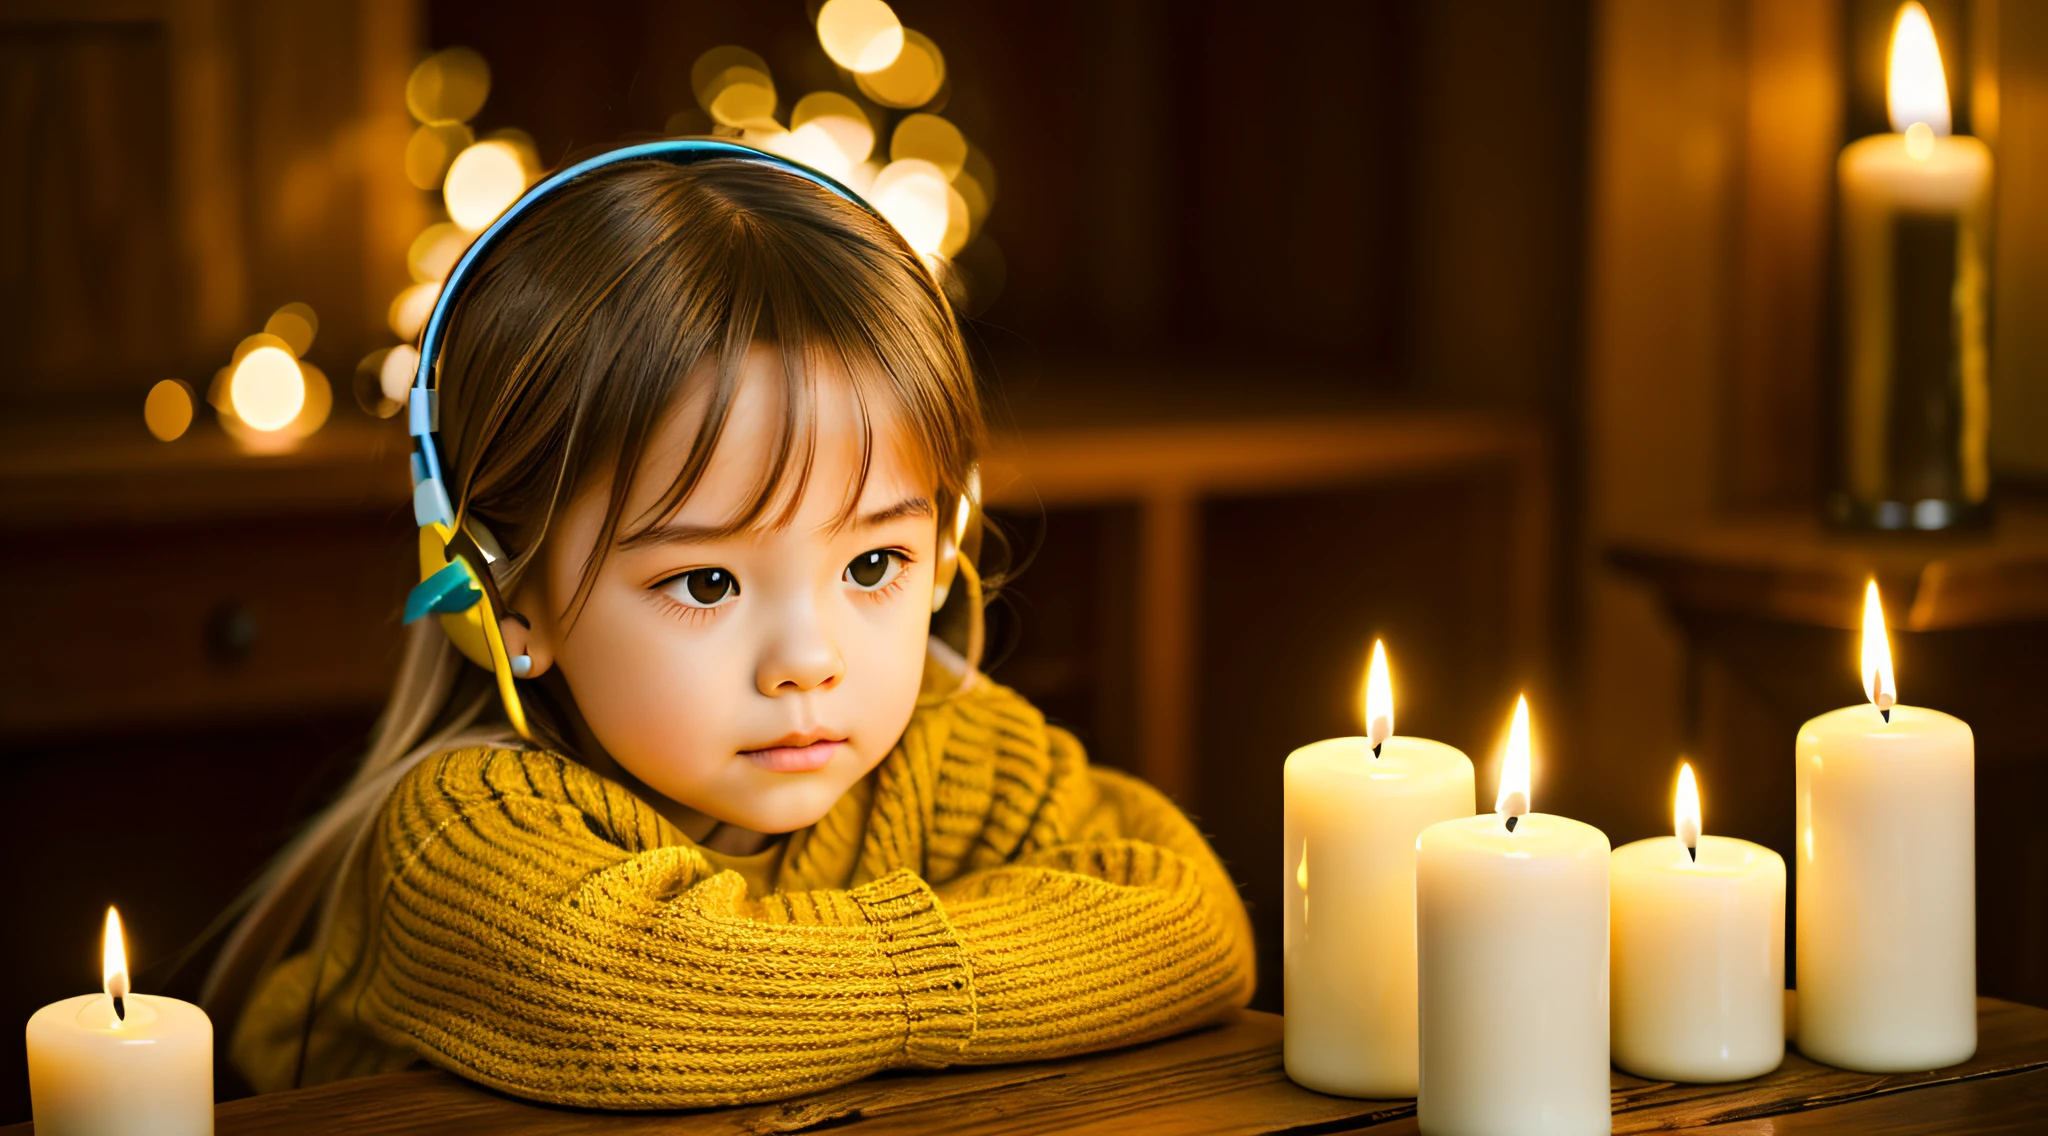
left=933, top=732, right=1259, bottom=1063
left=361, top=749, right=974, bottom=1109
left=363, top=742, right=1254, bottom=1109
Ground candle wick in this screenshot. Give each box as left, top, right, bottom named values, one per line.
left=1504, top=815, right=1519, bottom=833
left=1371, top=741, right=1382, bottom=759
left=1685, top=842, right=1696, bottom=862
left=1880, top=707, right=1891, bottom=724
left=112, top=995, right=125, bottom=1022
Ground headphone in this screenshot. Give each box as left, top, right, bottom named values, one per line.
left=399, top=139, right=977, bottom=743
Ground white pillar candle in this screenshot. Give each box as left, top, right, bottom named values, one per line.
left=1285, top=641, right=1475, bottom=1098
left=1837, top=1, right=1993, bottom=516
left=1795, top=581, right=1974, bottom=1072
left=1417, top=696, right=1610, bottom=1136
left=26, top=909, right=213, bottom=1136
left=1611, top=763, right=1785, bottom=1082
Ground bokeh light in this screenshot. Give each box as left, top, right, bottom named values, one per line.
left=263, top=302, right=318, bottom=357
left=444, top=140, right=528, bottom=230
left=407, top=222, right=472, bottom=283
left=709, top=77, right=780, bottom=130
left=405, top=121, right=474, bottom=190
left=870, top=158, right=951, bottom=255
left=816, top=0, right=905, bottom=74
left=692, top=47, right=778, bottom=131
left=294, top=362, right=334, bottom=435
left=353, top=345, right=418, bottom=419
left=143, top=379, right=195, bottom=442
left=381, top=344, right=420, bottom=405
left=891, top=113, right=967, bottom=179
left=406, top=47, right=491, bottom=125
left=792, top=91, right=875, bottom=164
left=755, top=123, right=852, bottom=180
left=229, top=346, right=307, bottom=432
left=389, top=281, right=441, bottom=340
left=856, top=29, right=944, bottom=109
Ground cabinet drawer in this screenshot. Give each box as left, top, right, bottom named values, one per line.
left=1, top=512, right=415, bottom=735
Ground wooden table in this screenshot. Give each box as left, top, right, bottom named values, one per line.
left=12, top=1000, right=2043, bottom=1134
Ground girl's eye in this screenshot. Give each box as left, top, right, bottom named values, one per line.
left=662, top=567, right=739, bottom=608
left=844, top=549, right=905, bottom=591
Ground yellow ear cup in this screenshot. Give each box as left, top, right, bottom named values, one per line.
left=417, top=523, right=535, bottom=743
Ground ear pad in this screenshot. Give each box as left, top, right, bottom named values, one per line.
left=411, top=520, right=534, bottom=742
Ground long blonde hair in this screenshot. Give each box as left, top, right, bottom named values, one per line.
left=202, top=156, right=988, bottom=1036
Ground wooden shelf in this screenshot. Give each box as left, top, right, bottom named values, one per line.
left=1607, top=505, right=2048, bottom=632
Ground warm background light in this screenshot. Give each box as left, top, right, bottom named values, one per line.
left=229, top=346, right=307, bottom=432
left=1497, top=695, right=1532, bottom=818
left=142, top=379, right=194, bottom=441
left=406, top=121, right=474, bottom=190
left=870, top=158, right=952, bottom=255
left=405, top=45, right=490, bottom=124
left=262, top=301, right=318, bottom=358
left=389, top=281, right=442, bottom=340
left=1887, top=1, right=1950, bottom=136
left=443, top=140, right=528, bottom=230
left=816, top=0, right=904, bottom=74
left=407, top=222, right=472, bottom=284
left=792, top=91, right=875, bottom=165
left=892, top=113, right=967, bottom=178
left=857, top=29, right=945, bottom=109
left=1861, top=579, right=1896, bottom=710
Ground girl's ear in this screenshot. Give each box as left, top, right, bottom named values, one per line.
left=499, top=589, right=554, bottom=680
left=498, top=614, right=551, bottom=679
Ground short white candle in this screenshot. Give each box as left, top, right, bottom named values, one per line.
left=26, top=908, right=213, bottom=1136
left=1417, top=696, right=1611, bottom=1136
left=1611, top=763, right=1785, bottom=1083
left=1284, top=641, right=1475, bottom=1098
left=1795, top=581, right=1974, bottom=1072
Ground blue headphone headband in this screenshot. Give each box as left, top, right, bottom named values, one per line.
left=404, top=139, right=872, bottom=529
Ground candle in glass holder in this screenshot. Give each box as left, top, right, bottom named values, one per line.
left=1611, top=762, right=1785, bottom=1082
left=1284, top=640, right=1474, bottom=1098
left=1795, top=580, right=1974, bottom=1072
left=25, top=907, right=213, bottom=1135
left=1416, top=696, right=1610, bottom=1135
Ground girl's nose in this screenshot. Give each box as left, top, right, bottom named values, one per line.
left=756, top=604, right=844, bottom=696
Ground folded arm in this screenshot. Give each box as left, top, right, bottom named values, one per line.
left=363, top=747, right=1253, bottom=1108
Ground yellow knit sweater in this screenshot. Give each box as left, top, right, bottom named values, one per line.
left=233, top=669, right=1256, bottom=1108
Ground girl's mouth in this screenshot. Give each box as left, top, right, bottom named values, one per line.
left=741, top=739, right=842, bottom=773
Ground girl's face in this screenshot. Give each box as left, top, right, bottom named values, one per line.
left=509, top=345, right=941, bottom=835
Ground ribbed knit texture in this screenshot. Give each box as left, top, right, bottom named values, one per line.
left=233, top=669, right=1256, bottom=1108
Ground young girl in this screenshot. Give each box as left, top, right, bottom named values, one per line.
left=203, top=143, right=1255, bottom=1109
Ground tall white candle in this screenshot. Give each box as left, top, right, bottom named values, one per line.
left=1795, top=581, right=1974, bottom=1072
left=25, top=908, right=213, bottom=1136
left=1284, top=641, right=1475, bottom=1098
left=1416, top=696, right=1610, bottom=1136
left=1611, top=763, right=1785, bottom=1082
left=1837, top=1, right=1992, bottom=517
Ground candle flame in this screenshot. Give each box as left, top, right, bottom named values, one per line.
left=1675, top=762, right=1702, bottom=857
left=1887, top=2, right=1951, bottom=137
left=1496, top=694, right=1532, bottom=822
left=1861, top=579, right=1897, bottom=717
left=102, top=906, right=130, bottom=1009
left=1362, top=639, right=1394, bottom=752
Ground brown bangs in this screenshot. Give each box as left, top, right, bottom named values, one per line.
left=436, top=156, right=982, bottom=629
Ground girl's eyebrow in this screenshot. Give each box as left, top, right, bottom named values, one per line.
left=859, top=496, right=933, bottom=526
left=629, top=496, right=932, bottom=548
